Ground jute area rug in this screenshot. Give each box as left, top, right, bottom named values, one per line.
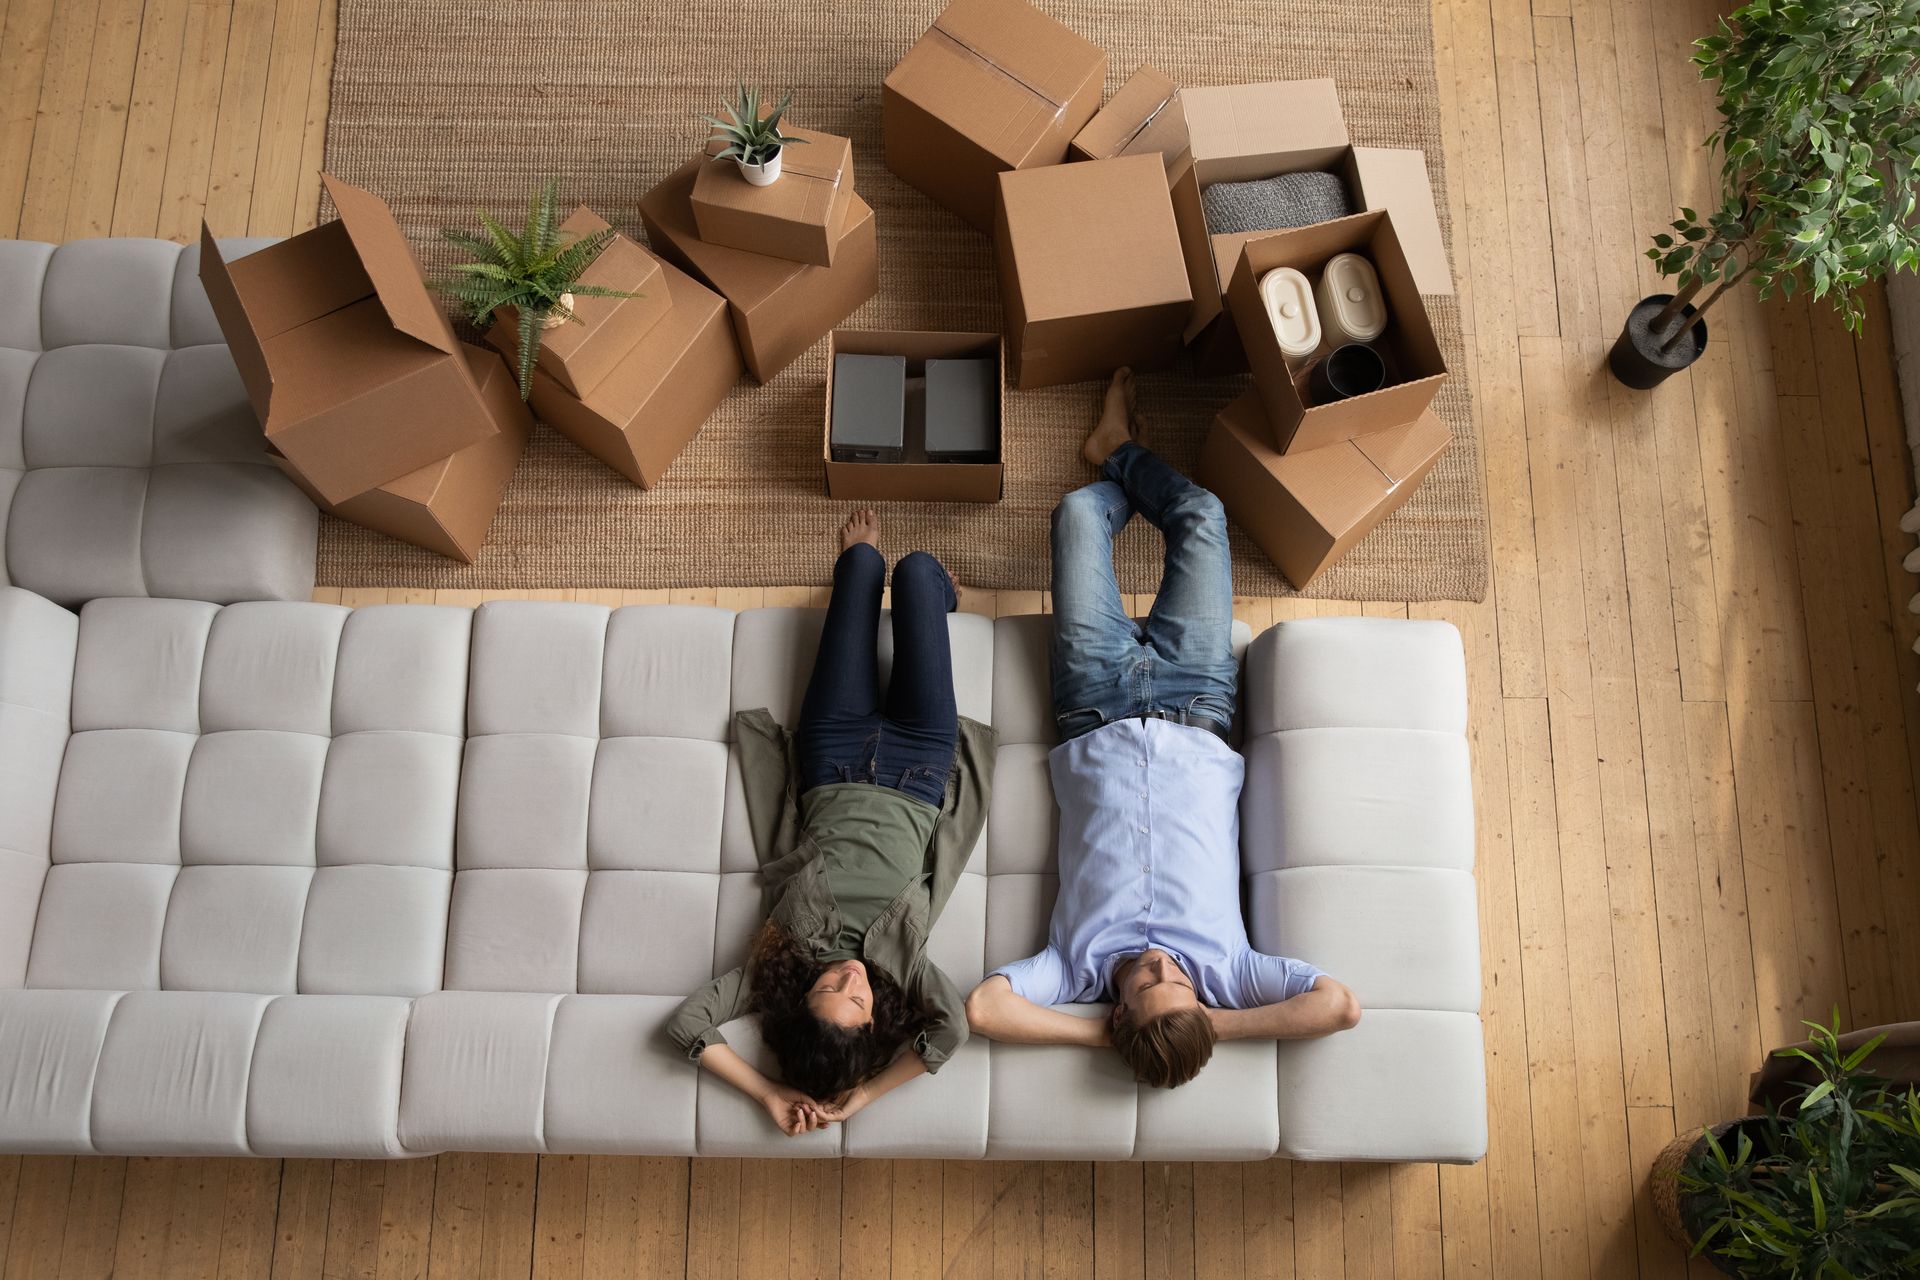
left=317, top=0, right=1488, bottom=599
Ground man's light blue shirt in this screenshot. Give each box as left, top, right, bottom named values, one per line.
left=992, top=717, right=1326, bottom=1008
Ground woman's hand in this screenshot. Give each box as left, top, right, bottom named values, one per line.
left=761, top=1083, right=826, bottom=1136
left=810, top=1083, right=873, bottom=1126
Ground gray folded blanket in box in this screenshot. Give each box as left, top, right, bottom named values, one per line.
left=1201, top=170, right=1354, bottom=235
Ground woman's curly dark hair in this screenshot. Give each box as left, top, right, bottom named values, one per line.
left=748, top=922, right=931, bottom=1101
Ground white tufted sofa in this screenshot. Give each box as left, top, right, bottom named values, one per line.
left=0, top=586, right=1485, bottom=1161
left=0, top=239, right=317, bottom=607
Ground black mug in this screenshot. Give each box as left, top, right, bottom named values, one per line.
left=1307, top=343, right=1387, bottom=403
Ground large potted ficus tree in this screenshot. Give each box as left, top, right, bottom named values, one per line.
left=1610, top=0, right=1920, bottom=389
left=1652, top=1015, right=1920, bottom=1276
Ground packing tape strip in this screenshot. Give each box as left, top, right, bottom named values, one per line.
left=1112, top=91, right=1179, bottom=155
left=928, top=25, right=1070, bottom=118
left=702, top=142, right=844, bottom=185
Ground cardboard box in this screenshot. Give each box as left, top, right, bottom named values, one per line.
left=1068, top=64, right=1188, bottom=174
left=532, top=255, right=742, bottom=488
left=883, top=0, right=1106, bottom=232
left=690, top=127, right=856, bottom=267
left=639, top=158, right=878, bottom=383
left=487, top=207, right=673, bottom=397
left=199, top=174, right=499, bottom=504
left=1227, top=210, right=1448, bottom=453
left=993, top=154, right=1192, bottom=389
left=1198, top=390, right=1450, bottom=589
left=823, top=330, right=1004, bottom=503
left=273, top=346, right=531, bottom=563
left=1169, top=79, right=1455, bottom=347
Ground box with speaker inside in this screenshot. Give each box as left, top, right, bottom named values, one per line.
left=823, top=330, right=1004, bottom=502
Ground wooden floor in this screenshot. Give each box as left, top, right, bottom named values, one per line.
left=4, top=0, right=1919, bottom=1276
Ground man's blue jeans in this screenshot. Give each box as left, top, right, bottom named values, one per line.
left=1049, top=442, right=1238, bottom=742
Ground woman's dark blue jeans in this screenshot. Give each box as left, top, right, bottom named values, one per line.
left=796, top=545, right=959, bottom=808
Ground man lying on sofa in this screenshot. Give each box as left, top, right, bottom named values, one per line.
left=964, top=370, right=1361, bottom=1088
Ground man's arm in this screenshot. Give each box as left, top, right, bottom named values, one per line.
left=1207, top=976, right=1361, bottom=1042
left=965, top=975, right=1110, bottom=1047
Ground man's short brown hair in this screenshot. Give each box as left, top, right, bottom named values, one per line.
left=1112, top=1006, right=1217, bottom=1088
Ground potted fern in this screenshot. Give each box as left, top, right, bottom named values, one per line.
left=434, top=179, right=645, bottom=399
left=1652, top=1015, right=1920, bottom=1276
left=1610, top=0, right=1920, bottom=389
left=702, top=85, right=808, bottom=186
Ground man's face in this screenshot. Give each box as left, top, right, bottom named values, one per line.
left=1112, top=949, right=1199, bottom=1024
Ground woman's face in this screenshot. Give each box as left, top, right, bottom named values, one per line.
left=806, top=958, right=875, bottom=1028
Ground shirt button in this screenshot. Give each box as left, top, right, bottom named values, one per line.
left=1138, top=825, right=1149, bottom=834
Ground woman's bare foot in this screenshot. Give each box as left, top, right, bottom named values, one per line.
left=1083, top=367, right=1145, bottom=466
left=840, top=508, right=881, bottom=554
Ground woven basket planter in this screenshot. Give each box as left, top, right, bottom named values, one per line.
left=1650, top=1119, right=1762, bottom=1273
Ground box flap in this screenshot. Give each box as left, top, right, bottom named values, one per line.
left=930, top=0, right=1103, bottom=110
left=197, top=223, right=275, bottom=419
left=997, top=155, right=1191, bottom=324
left=1352, top=146, right=1454, bottom=296
left=1353, top=410, right=1450, bottom=483
left=1183, top=80, right=1348, bottom=171
left=321, top=172, right=459, bottom=356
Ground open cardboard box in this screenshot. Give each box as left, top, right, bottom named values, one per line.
left=882, top=0, right=1106, bottom=232
left=1198, top=390, right=1450, bottom=589
left=1227, top=209, right=1448, bottom=454
left=487, top=208, right=673, bottom=398
left=1170, top=78, right=1454, bottom=349
left=823, top=329, right=1004, bottom=503
left=993, top=153, right=1192, bottom=389
left=1068, top=64, right=1188, bottom=175
left=199, top=174, right=498, bottom=505
left=691, top=127, right=856, bottom=267
left=533, top=256, right=743, bottom=488
left=273, top=345, right=531, bottom=563
left=640, top=157, right=878, bottom=383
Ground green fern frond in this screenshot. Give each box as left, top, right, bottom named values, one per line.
left=513, top=306, right=542, bottom=400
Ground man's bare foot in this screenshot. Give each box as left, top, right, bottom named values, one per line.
left=840, top=508, right=881, bottom=554
left=1083, top=367, right=1145, bottom=466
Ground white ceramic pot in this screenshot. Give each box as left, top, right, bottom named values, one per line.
left=535, top=292, right=573, bottom=331
left=736, top=150, right=782, bottom=186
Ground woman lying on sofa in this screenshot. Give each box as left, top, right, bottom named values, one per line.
left=664, top=511, right=995, bottom=1135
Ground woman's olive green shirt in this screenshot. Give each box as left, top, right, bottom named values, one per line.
left=662, top=708, right=996, bottom=1074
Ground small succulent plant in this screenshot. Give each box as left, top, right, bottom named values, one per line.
left=701, top=85, right=807, bottom=167
left=434, top=179, right=643, bottom=399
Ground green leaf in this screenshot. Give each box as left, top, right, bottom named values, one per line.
left=1802, top=1079, right=1837, bottom=1108
left=1840, top=1033, right=1887, bottom=1073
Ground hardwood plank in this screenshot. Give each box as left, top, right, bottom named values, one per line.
left=246, top=0, right=324, bottom=235
left=940, top=1161, right=993, bottom=1280
left=323, top=1160, right=384, bottom=1280
left=992, top=1162, right=1043, bottom=1279
left=1289, top=1161, right=1342, bottom=1279
left=62, top=0, right=146, bottom=238
left=56, top=1157, right=126, bottom=1280
left=1625, top=1108, right=1692, bottom=1280
left=530, top=1155, right=586, bottom=1280
left=269, top=1158, right=329, bottom=1280
left=109, top=0, right=192, bottom=235
left=785, top=1158, right=838, bottom=1280
left=426, top=1153, right=487, bottom=1280
left=375, top=1158, right=436, bottom=1280
left=1189, top=1163, right=1239, bottom=1280
left=153, top=0, right=235, bottom=243
left=215, top=1158, right=281, bottom=1280
left=1042, top=1162, right=1094, bottom=1280
left=5, top=1157, right=74, bottom=1280
left=200, top=0, right=279, bottom=235
left=1389, top=1164, right=1443, bottom=1280
left=108, top=1158, right=173, bottom=1280
left=1489, top=0, right=1559, bottom=336
left=638, top=1158, right=691, bottom=1278
left=842, top=1159, right=892, bottom=1280
left=1339, top=1163, right=1393, bottom=1280
left=0, top=1156, right=18, bottom=1273
left=890, top=1160, right=942, bottom=1280
left=13, top=0, right=102, bottom=240
left=478, top=1155, right=537, bottom=1280
left=0, top=0, right=57, bottom=239
left=289, top=0, right=336, bottom=232
left=686, top=1159, right=741, bottom=1280
left=1090, top=1162, right=1143, bottom=1280
left=1239, top=1160, right=1292, bottom=1280
left=579, top=1157, right=639, bottom=1277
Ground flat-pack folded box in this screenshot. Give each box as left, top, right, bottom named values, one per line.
left=532, top=255, right=743, bottom=488
left=1228, top=209, right=1447, bottom=453
left=1068, top=64, right=1188, bottom=174
left=823, top=329, right=1004, bottom=503
left=993, top=154, right=1192, bottom=389
left=691, top=127, right=857, bottom=267
left=199, top=173, right=499, bottom=504
left=640, top=158, right=878, bottom=383
left=487, top=207, right=673, bottom=397
left=1198, top=390, right=1450, bottom=589
left=272, top=345, right=531, bottom=563
left=1171, top=78, right=1454, bottom=347
left=884, top=0, right=1106, bottom=232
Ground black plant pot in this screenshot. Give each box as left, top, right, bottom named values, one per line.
left=1608, top=293, right=1708, bottom=389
